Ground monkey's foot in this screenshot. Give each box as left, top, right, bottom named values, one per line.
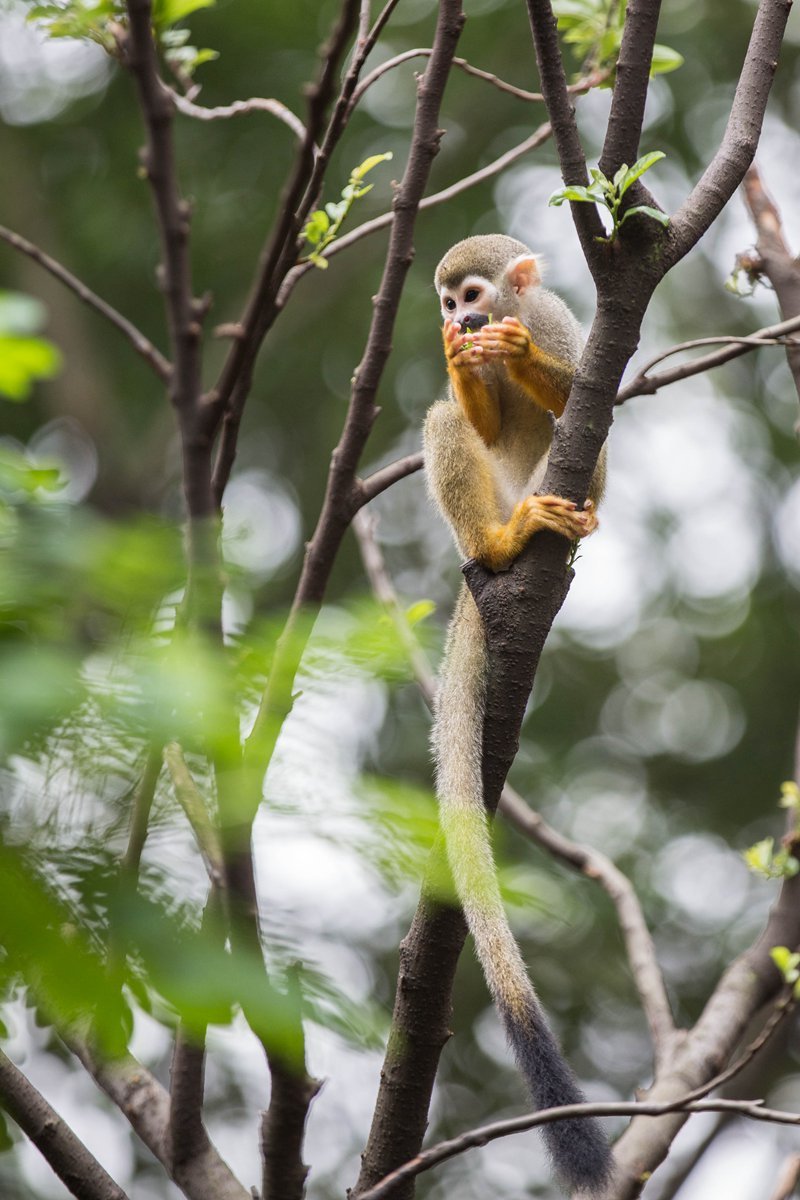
left=522, top=494, right=595, bottom=540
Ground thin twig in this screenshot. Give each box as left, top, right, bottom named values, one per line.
left=208, top=0, right=363, bottom=501
left=355, top=1097, right=800, bottom=1200
left=499, top=792, right=677, bottom=1063
left=276, top=123, right=556, bottom=309
left=616, top=312, right=800, bottom=404
left=358, top=452, right=424, bottom=503
left=0, top=223, right=171, bottom=383
left=0, top=1047, right=129, bottom=1200
left=163, top=84, right=309, bottom=141
left=351, top=50, right=606, bottom=109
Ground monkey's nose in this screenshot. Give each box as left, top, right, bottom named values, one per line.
left=459, top=313, right=490, bottom=333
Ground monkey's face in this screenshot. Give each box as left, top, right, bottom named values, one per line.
left=438, top=275, right=499, bottom=333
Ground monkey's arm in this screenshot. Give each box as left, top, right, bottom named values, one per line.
left=478, top=316, right=574, bottom=416
left=424, top=400, right=589, bottom=572
left=442, top=319, right=501, bottom=446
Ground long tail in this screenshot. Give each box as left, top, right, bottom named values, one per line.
left=433, top=587, right=613, bottom=1195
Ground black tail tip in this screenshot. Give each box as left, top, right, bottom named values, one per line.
left=501, top=995, right=615, bottom=1195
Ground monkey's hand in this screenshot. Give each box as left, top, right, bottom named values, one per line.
left=475, top=316, right=573, bottom=416
left=443, top=318, right=486, bottom=370
left=443, top=318, right=501, bottom=446
left=478, top=495, right=596, bottom=571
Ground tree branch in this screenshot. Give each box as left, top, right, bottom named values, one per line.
left=615, top=313, right=800, bottom=404
left=207, top=0, right=366, bottom=495
left=599, top=0, right=663, bottom=177
left=741, top=164, right=800, bottom=401
left=351, top=48, right=606, bottom=109
left=67, top=1041, right=249, bottom=1200
left=164, top=742, right=225, bottom=887
left=525, top=0, right=604, bottom=250
left=0, top=1048, right=129, bottom=1200
left=355, top=1096, right=800, bottom=1200
left=0, top=223, right=171, bottom=383
left=163, top=85, right=309, bottom=141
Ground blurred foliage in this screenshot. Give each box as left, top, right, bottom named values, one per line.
left=1, top=0, right=800, bottom=1197
left=0, top=292, right=61, bottom=401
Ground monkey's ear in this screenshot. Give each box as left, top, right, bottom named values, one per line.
left=507, top=254, right=541, bottom=294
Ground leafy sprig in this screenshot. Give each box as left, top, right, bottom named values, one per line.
left=549, top=151, right=669, bottom=243
left=28, top=0, right=218, bottom=80
left=301, top=153, right=393, bottom=269
left=552, top=0, right=683, bottom=80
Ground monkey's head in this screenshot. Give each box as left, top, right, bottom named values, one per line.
left=434, top=234, right=542, bottom=332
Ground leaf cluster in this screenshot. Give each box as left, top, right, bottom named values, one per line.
left=552, top=0, right=683, bottom=79
left=27, top=0, right=218, bottom=80
left=549, top=151, right=669, bottom=243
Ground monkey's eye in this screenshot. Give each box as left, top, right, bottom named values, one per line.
left=443, top=297, right=456, bottom=311
left=464, top=288, right=480, bottom=304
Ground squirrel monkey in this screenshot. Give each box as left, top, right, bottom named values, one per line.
left=424, top=235, right=611, bottom=1194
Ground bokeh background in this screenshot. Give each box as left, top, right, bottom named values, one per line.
left=2, top=0, right=800, bottom=1196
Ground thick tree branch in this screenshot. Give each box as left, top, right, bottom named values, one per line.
left=525, top=0, right=604, bottom=250
left=0, top=224, right=171, bottom=383
left=599, top=0, right=662, bottom=177
left=0, top=1048, right=129, bottom=1200
left=668, top=0, right=792, bottom=266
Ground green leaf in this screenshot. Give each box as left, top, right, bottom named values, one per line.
left=549, top=185, right=602, bottom=207
left=616, top=150, right=666, bottom=197
left=302, top=210, right=330, bottom=246
left=618, top=204, right=670, bottom=228
left=0, top=336, right=62, bottom=402
left=779, top=781, right=800, bottom=809
left=405, top=599, right=436, bottom=626
left=152, top=0, right=215, bottom=30
left=743, top=837, right=775, bottom=877
left=771, top=946, right=800, bottom=984
left=350, top=151, right=393, bottom=182
left=651, top=44, right=684, bottom=76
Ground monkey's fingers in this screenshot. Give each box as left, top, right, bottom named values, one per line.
left=477, top=322, right=531, bottom=358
